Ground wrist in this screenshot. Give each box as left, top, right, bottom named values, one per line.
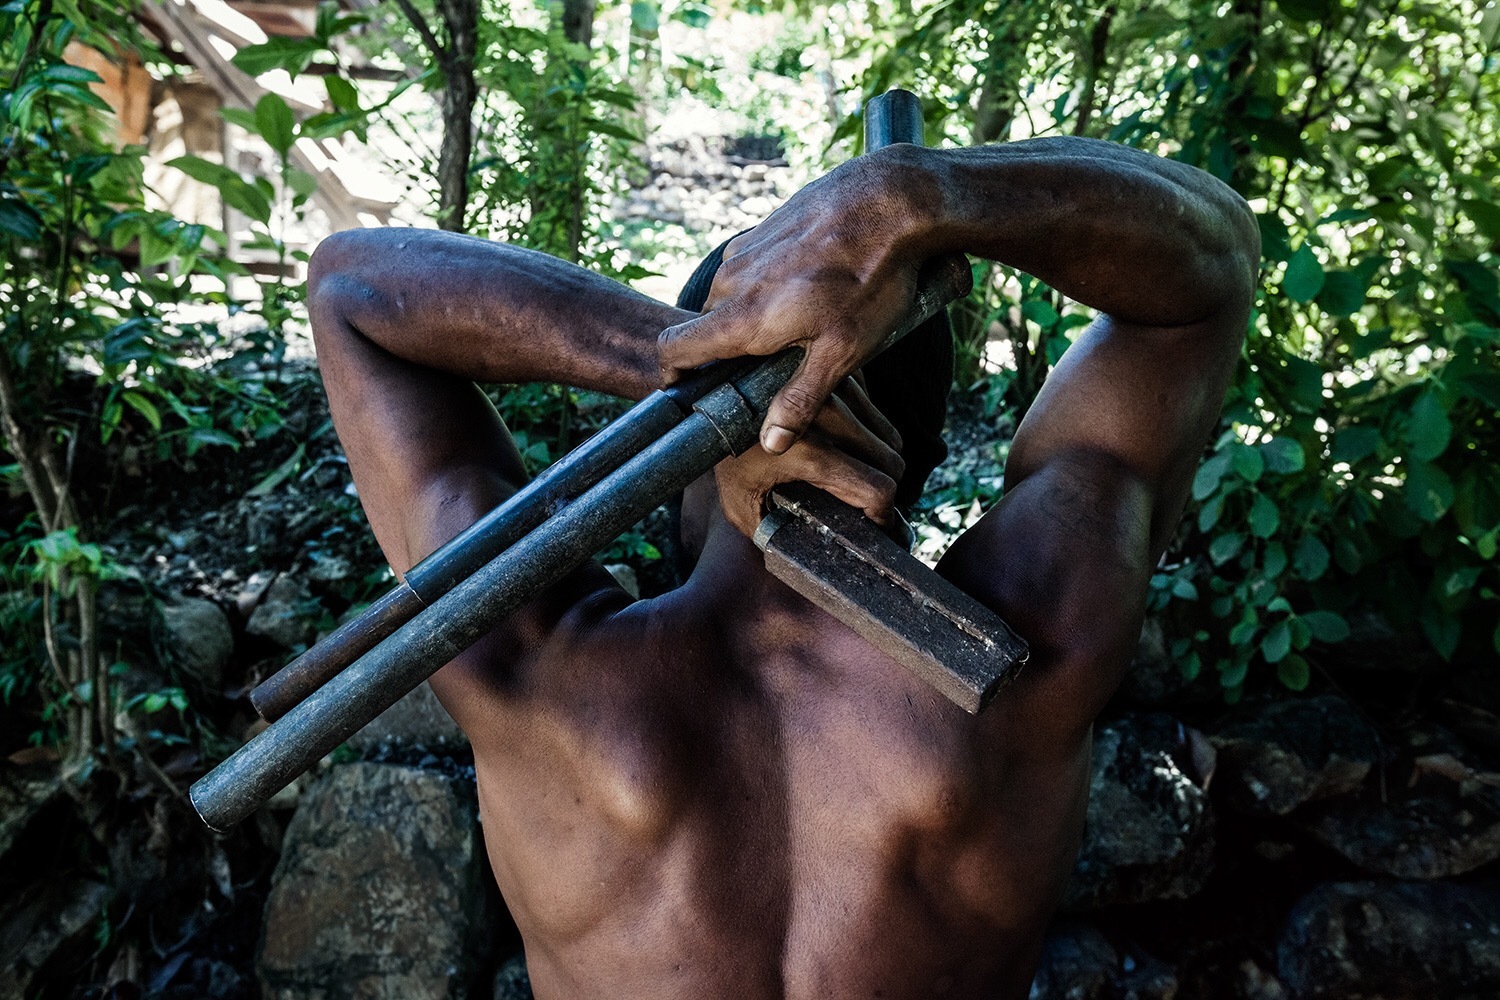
left=864, top=143, right=950, bottom=263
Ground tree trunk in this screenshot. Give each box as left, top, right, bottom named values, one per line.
left=1073, top=4, right=1117, bottom=136
left=435, top=0, right=478, bottom=232
left=562, top=0, right=595, bottom=259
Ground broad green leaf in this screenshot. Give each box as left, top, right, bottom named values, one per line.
left=1288, top=616, right=1312, bottom=650
left=1332, top=426, right=1382, bottom=464
left=1261, top=621, right=1291, bottom=663
left=0, top=198, right=42, bottom=240
left=1317, top=270, right=1365, bottom=316
left=121, top=391, right=161, bottom=430
left=1257, top=212, right=1291, bottom=262
left=1420, top=606, right=1461, bottom=661
left=325, top=75, right=359, bottom=113
left=255, top=93, right=296, bottom=155
left=1300, top=610, right=1351, bottom=643
left=232, top=36, right=322, bottom=77
left=1022, top=299, right=1061, bottom=328
left=1405, top=391, right=1452, bottom=462
left=1293, top=535, right=1330, bottom=580
left=1208, top=531, right=1243, bottom=566
left=221, top=107, right=258, bottom=132
left=1260, top=437, right=1306, bottom=474
left=1249, top=493, right=1280, bottom=538
left=1404, top=461, right=1456, bottom=522
left=169, top=154, right=240, bottom=189
left=1220, top=658, right=1250, bottom=688
left=1263, top=541, right=1288, bottom=578
left=1277, top=654, right=1310, bottom=691
left=287, top=168, right=318, bottom=199
left=1171, top=578, right=1199, bottom=601
left=41, top=64, right=103, bottom=84
left=1193, top=453, right=1231, bottom=501
left=1232, top=445, right=1264, bottom=482
left=1199, top=492, right=1225, bottom=532
left=1283, top=245, right=1325, bottom=303
left=1462, top=199, right=1500, bottom=244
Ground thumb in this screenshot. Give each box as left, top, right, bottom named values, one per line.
left=657, top=304, right=748, bottom=383
left=761, top=342, right=851, bottom=455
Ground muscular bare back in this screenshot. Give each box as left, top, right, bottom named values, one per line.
left=306, top=138, right=1257, bottom=999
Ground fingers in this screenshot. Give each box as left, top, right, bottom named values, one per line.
left=832, top=376, right=902, bottom=454
left=762, top=339, right=856, bottom=455
left=789, top=437, right=900, bottom=527
left=808, top=395, right=905, bottom=485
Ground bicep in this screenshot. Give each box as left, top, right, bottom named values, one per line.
left=1004, top=305, right=1245, bottom=556
left=935, top=307, right=1243, bottom=721
left=309, top=285, right=623, bottom=640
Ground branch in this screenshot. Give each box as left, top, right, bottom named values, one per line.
left=390, top=0, right=449, bottom=69
left=0, top=351, right=59, bottom=532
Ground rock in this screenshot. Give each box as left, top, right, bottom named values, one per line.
left=739, top=194, right=774, bottom=218
left=0, top=764, right=62, bottom=861
left=157, top=596, right=234, bottom=687
left=1028, top=924, right=1178, bottom=1000
left=235, top=568, right=277, bottom=618
left=1064, top=715, right=1215, bottom=910
left=1114, top=951, right=1178, bottom=1000
left=308, top=553, right=352, bottom=583
left=1233, top=960, right=1289, bottom=1000
left=1210, top=695, right=1380, bottom=816
left=348, top=681, right=468, bottom=754
left=1298, top=727, right=1500, bottom=879
left=1029, top=922, right=1117, bottom=999
left=0, top=877, right=110, bottom=998
left=245, top=574, right=316, bottom=650
left=1276, top=881, right=1500, bottom=999
left=492, top=955, right=532, bottom=1000
left=259, top=762, right=494, bottom=1000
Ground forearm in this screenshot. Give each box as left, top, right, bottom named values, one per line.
left=886, top=139, right=1260, bottom=325
left=307, top=228, right=688, bottom=401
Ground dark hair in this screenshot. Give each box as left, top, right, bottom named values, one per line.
left=676, top=234, right=952, bottom=511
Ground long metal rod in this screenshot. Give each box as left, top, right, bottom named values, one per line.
left=195, top=89, right=966, bottom=829
left=249, top=90, right=947, bottom=722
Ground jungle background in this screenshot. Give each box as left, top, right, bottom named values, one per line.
left=2, top=0, right=1499, bottom=996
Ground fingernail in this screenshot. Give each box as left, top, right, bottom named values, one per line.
left=762, top=425, right=795, bottom=454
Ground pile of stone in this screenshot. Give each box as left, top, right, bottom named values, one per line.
left=612, top=135, right=795, bottom=237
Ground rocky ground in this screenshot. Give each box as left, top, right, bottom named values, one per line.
left=3, top=136, right=1500, bottom=999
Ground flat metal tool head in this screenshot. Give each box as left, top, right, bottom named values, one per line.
left=753, top=483, right=1028, bottom=714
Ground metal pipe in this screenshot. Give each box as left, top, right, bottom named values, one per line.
left=195, top=88, right=966, bottom=829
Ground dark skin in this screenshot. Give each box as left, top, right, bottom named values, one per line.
left=306, top=138, right=1258, bottom=1000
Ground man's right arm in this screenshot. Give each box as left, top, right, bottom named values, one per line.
left=656, top=139, right=1259, bottom=722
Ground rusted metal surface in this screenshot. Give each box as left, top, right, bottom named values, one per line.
left=755, top=484, right=1028, bottom=714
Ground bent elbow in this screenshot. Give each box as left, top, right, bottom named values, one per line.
left=306, top=229, right=367, bottom=307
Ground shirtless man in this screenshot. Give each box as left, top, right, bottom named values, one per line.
left=305, top=137, right=1258, bottom=1000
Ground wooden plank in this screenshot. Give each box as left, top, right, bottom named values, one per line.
left=142, top=0, right=390, bottom=232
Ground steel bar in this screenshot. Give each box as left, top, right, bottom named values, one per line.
left=195, top=88, right=969, bottom=829
left=754, top=484, right=1027, bottom=714
left=250, top=90, right=949, bottom=722
left=192, top=255, right=970, bottom=830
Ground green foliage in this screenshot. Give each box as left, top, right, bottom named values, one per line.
left=838, top=0, right=1499, bottom=688
left=0, top=0, right=294, bottom=761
